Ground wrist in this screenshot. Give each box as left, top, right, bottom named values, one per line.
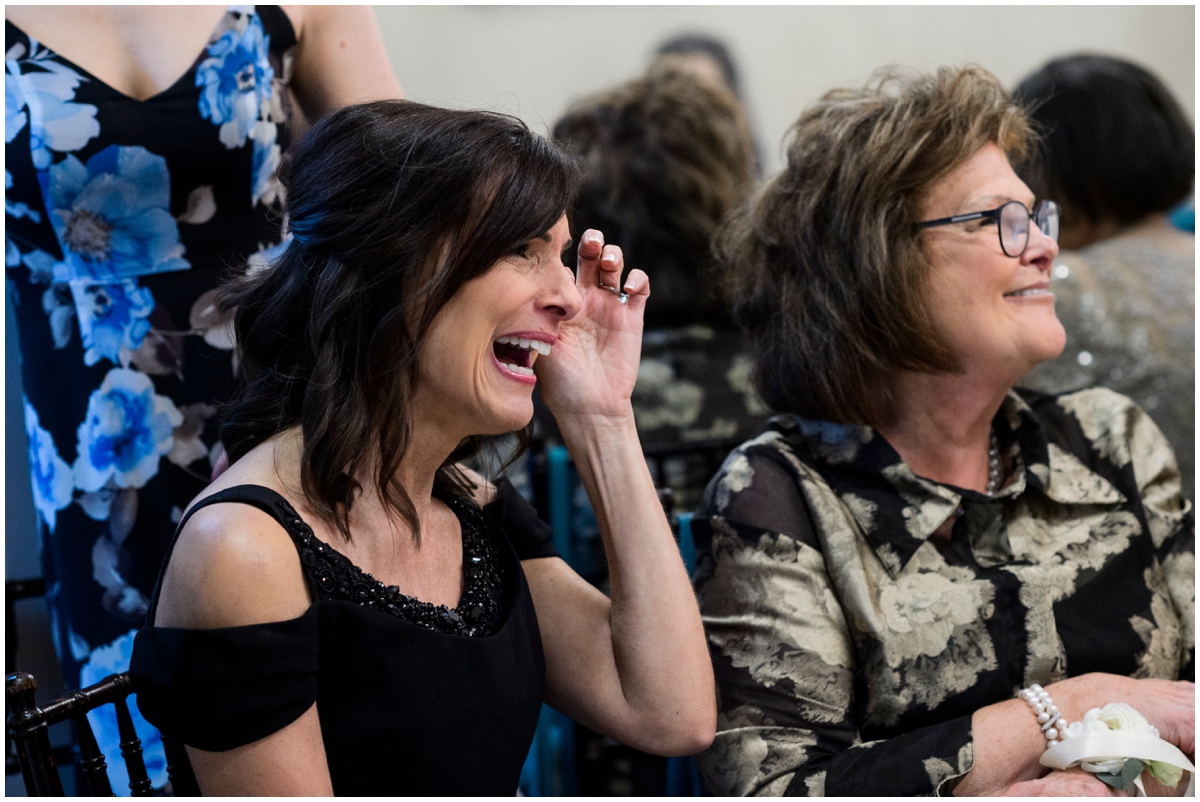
left=1046, top=674, right=1127, bottom=726
left=555, top=405, right=638, bottom=446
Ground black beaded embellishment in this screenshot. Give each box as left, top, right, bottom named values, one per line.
left=273, top=494, right=506, bottom=637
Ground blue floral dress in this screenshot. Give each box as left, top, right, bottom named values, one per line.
left=5, top=7, right=295, bottom=790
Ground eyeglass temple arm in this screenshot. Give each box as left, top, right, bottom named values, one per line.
left=915, top=210, right=994, bottom=229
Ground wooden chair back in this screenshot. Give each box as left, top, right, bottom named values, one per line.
left=6, top=670, right=163, bottom=796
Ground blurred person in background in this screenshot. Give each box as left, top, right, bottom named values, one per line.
left=5, top=5, right=399, bottom=788
left=655, top=32, right=765, bottom=177
left=695, top=65, right=1193, bottom=796
left=552, top=58, right=765, bottom=511
left=1016, top=54, right=1195, bottom=500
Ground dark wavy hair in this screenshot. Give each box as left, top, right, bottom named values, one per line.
left=219, top=100, right=580, bottom=542
left=553, top=60, right=755, bottom=328
left=716, top=66, right=1033, bottom=425
left=1014, top=54, right=1195, bottom=231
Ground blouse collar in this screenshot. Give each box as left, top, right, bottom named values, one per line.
left=774, top=390, right=1125, bottom=577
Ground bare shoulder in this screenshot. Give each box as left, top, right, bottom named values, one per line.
left=155, top=500, right=310, bottom=630
left=456, top=464, right=497, bottom=508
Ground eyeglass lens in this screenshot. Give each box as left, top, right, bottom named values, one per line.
left=1000, top=202, right=1029, bottom=257
left=999, top=201, right=1060, bottom=257
left=1036, top=201, right=1060, bottom=243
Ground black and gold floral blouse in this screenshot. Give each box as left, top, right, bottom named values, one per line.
left=692, top=388, right=1194, bottom=796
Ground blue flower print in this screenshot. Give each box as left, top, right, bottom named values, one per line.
left=5, top=60, right=27, bottom=143
left=245, top=237, right=290, bottom=275
left=23, top=246, right=56, bottom=283
left=80, top=631, right=168, bottom=794
left=251, top=124, right=281, bottom=207
left=24, top=398, right=74, bottom=533
left=196, top=12, right=274, bottom=150
left=6, top=51, right=100, bottom=168
left=45, top=145, right=190, bottom=283
left=69, top=279, right=155, bottom=366
left=73, top=368, right=182, bottom=492
left=6, top=169, right=41, bottom=223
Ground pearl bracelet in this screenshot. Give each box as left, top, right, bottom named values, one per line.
left=1018, top=684, right=1069, bottom=746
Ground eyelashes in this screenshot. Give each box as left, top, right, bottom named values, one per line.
left=508, top=240, right=574, bottom=265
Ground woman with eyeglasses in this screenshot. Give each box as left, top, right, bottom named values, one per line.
left=691, top=66, right=1193, bottom=796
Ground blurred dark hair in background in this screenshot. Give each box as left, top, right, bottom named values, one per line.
left=1015, top=54, right=1195, bottom=499
left=1014, top=54, right=1194, bottom=246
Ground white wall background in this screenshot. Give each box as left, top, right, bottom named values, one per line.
left=374, top=5, right=1195, bottom=175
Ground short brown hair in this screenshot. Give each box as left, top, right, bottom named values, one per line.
left=716, top=65, right=1033, bottom=424
left=554, top=58, right=756, bottom=327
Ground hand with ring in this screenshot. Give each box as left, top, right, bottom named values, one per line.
left=534, top=228, right=650, bottom=421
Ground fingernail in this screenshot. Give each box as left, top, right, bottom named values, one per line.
left=585, top=231, right=602, bottom=244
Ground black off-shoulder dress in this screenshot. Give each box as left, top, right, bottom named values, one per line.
left=129, top=478, right=556, bottom=796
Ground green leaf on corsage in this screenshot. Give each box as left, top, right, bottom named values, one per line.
left=1146, top=759, right=1184, bottom=788
left=1095, top=758, right=1146, bottom=791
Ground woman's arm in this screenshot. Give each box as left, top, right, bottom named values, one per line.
left=283, top=5, right=401, bottom=120
left=154, top=501, right=333, bottom=795
left=959, top=674, right=1194, bottom=795
left=1127, top=400, right=1195, bottom=681
left=964, top=401, right=1196, bottom=795
left=523, top=419, right=715, bottom=755
left=528, top=230, right=715, bottom=756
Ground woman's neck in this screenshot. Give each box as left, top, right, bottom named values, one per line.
left=871, top=369, right=1011, bottom=493
left=269, top=425, right=454, bottom=544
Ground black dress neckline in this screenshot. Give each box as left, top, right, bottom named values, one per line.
left=130, top=477, right=552, bottom=795
left=275, top=488, right=508, bottom=637
left=149, top=483, right=510, bottom=639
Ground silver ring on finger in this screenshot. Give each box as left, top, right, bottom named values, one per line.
left=597, top=280, right=628, bottom=303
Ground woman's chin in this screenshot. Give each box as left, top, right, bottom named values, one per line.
left=1029, top=320, right=1068, bottom=366
left=1012, top=338, right=1068, bottom=382
left=479, top=400, right=534, bottom=436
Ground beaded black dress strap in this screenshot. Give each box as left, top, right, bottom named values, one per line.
left=146, top=484, right=508, bottom=637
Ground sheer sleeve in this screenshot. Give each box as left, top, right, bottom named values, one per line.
left=483, top=477, right=559, bottom=561
left=129, top=607, right=319, bottom=752
left=1127, top=399, right=1196, bottom=680
left=692, top=447, right=974, bottom=796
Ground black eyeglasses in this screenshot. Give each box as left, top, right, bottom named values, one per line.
left=916, top=199, right=1060, bottom=257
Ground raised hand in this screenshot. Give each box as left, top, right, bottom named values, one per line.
left=535, top=228, right=650, bottom=423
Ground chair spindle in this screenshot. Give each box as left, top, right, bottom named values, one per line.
left=114, top=692, right=152, bottom=796
left=6, top=671, right=65, bottom=796
left=71, top=697, right=114, bottom=796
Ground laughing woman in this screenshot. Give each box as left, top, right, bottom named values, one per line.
left=128, top=101, right=715, bottom=795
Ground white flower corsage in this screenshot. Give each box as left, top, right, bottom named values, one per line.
left=1040, top=703, right=1195, bottom=795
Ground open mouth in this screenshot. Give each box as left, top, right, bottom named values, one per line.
left=1004, top=287, right=1053, bottom=298
left=492, top=336, right=551, bottom=377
